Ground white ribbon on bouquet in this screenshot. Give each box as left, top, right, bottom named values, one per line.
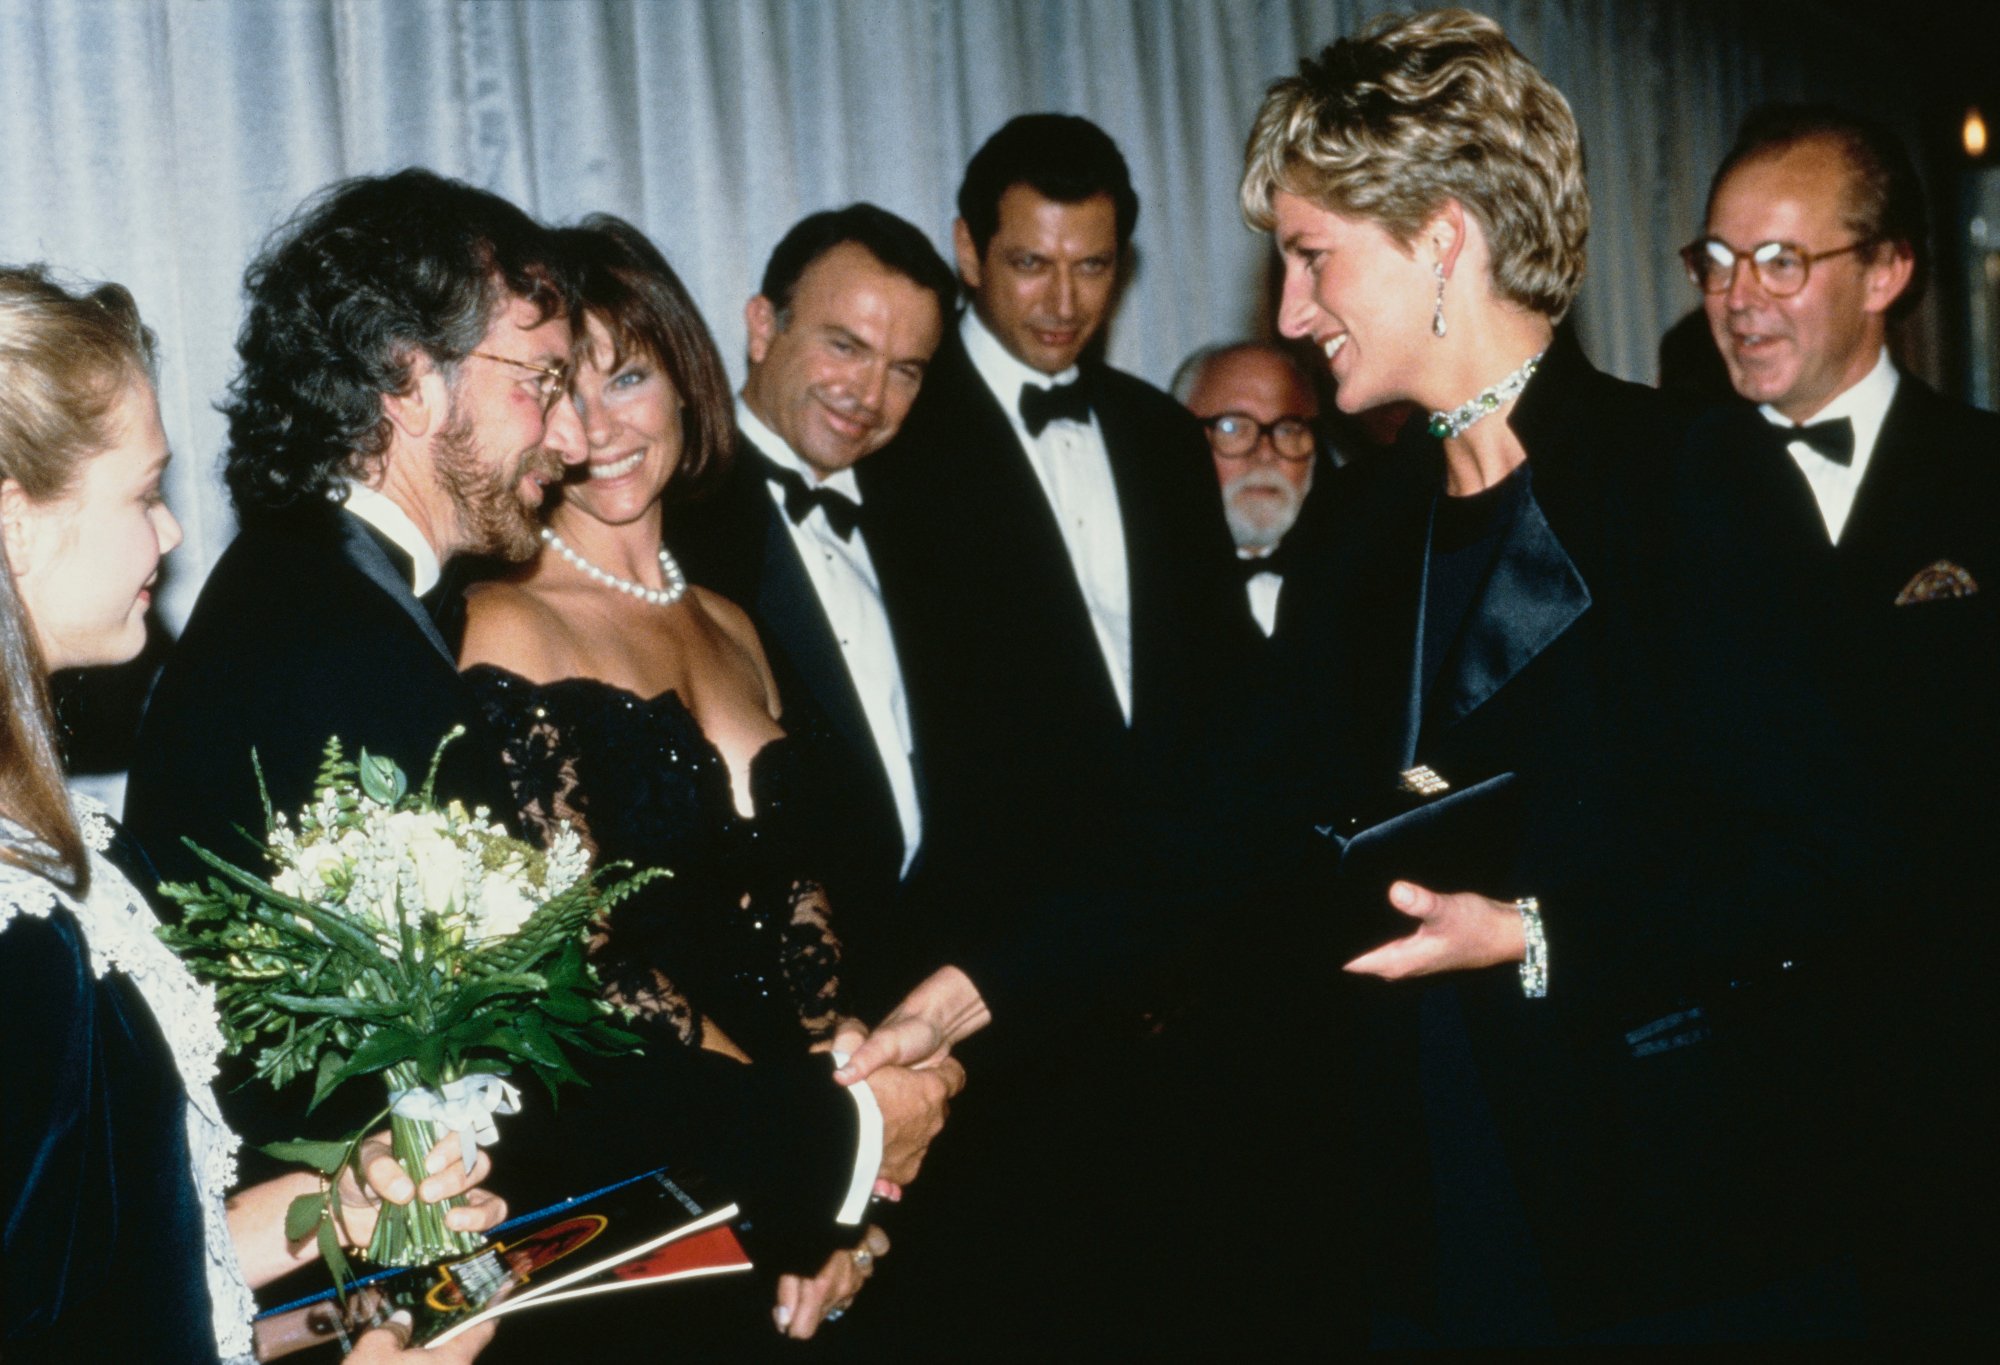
left=389, top=1075, right=523, bottom=1173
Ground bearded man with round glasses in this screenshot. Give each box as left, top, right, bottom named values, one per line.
left=1172, top=340, right=1326, bottom=639
left=1696, top=103, right=2000, bottom=1344
left=124, top=170, right=602, bottom=1199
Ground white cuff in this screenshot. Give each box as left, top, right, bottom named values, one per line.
left=831, top=1051, right=883, bottom=1225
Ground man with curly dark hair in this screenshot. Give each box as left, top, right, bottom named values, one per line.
left=130, top=169, right=582, bottom=895
left=125, top=171, right=590, bottom=1191
left=127, top=174, right=920, bottom=1334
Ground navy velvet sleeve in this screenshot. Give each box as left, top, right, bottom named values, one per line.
left=1, top=907, right=218, bottom=1362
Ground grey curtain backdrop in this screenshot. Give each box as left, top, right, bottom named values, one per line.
left=0, top=0, right=1890, bottom=626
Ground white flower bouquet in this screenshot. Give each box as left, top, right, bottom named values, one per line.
left=159, top=731, right=654, bottom=1281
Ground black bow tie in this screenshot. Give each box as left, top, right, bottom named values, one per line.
left=1237, top=539, right=1293, bottom=582
left=1787, top=417, right=1854, bottom=466
left=760, top=457, right=860, bottom=541
left=1020, top=378, right=1092, bottom=436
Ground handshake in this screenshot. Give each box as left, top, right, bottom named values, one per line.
left=834, top=964, right=992, bottom=1185
left=775, top=966, right=993, bottom=1339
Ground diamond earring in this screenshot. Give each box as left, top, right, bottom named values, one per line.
left=1432, top=262, right=1447, bottom=338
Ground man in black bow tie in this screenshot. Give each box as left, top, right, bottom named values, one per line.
left=665, top=204, right=955, bottom=1015
left=863, top=113, right=1253, bottom=903
left=1697, top=104, right=2000, bottom=1342
left=1173, top=340, right=1328, bottom=640
left=843, top=113, right=1263, bottom=1352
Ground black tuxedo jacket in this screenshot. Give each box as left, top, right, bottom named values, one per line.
left=1285, top=336, right=1869, bottom=1331
left=128, top=508, right=512, bottom=890
left=1792, top=375, right=2000, bottom=1335
left=1821, top=376, right=2000, bottom=868
left=1255, top=449, right=1343, bottom=657
left=127, top=506, right=859, bottom=1273
left=862, top=326, right=1259, bottom=998
left=665, top=435, right=916, bottom=1013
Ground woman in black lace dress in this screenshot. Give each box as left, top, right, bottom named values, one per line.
left=458, top=217, right=887, bottom=1340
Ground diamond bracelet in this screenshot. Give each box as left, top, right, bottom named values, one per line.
left=1516, top=896, right=1547, bottom=998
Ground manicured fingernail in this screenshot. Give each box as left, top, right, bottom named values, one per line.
left=1391, top=883, right=1415, bottom=908
left=773, top=1305, right=793, bottom=1333
left=391, top=1178, right=415, bottom=1201
left=427, top=1148, right=449, bottom=1174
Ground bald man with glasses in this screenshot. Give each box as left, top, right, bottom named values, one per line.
left=1172, top=341, right=1328, bottom=639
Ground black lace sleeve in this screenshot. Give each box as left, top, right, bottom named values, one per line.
left=465, top=665, right=844, bottom=1058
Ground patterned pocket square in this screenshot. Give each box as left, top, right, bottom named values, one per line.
left=1894, top=559, right=1979, bottom=605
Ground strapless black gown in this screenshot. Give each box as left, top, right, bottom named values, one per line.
left=464, top=665, right=844, bottom=1062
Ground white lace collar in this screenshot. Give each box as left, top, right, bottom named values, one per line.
left=1, top=796, right=256, bottom=1361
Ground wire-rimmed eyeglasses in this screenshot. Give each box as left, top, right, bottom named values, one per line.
left=469, top=350, right=573, bottom=412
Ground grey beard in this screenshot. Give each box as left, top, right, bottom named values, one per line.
left=1223, top=470, right=1303, bottom=551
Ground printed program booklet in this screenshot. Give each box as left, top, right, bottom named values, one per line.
left=252, top=1165, right=750, bottom=1358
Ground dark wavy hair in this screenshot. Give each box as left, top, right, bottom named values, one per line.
left=222, top=168, right=573, bottom=517
left=0, top=266, right=159, bottom=894
left=1709, top=103, right=1929, bottom=320
left=957, top=113, right=1140, bottom=258
left=556, top=216, right=735, bottom=502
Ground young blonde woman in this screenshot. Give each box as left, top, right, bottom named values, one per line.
left=0, top=265, right=502, bottom=1363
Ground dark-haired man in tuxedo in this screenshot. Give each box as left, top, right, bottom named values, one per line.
left=665, top=204, right=954, bottom=1019
left=129, top=170, right=581, bottom=892
left=866, top=113, right=1254, bottom=947
left=846, top=115, right=1276, bottom=1352
left=126, top=174, right=937, bottom=1332
left=1695, top=103, right=2000, bottom=1340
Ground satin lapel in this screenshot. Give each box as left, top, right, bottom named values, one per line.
left=751, top=498, right=882, bottom=781
left=1336, top=471, right=1431, bottom=774
left=1834, top=379, right=1925, bottom=571
left=1400, top=504, right=1435, bottom=769
left=1428, top=478, right=1591, bottom=729
left=951, top=343, right=1124, bottom=726
left=335, top=511, right=454, bottom=664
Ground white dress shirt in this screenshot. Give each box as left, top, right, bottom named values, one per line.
left=735, top=398, right=922, bottom=876
left=1240, top=550, right=1281, bottom=638
left=1760, top=346, right=1899, bottom=545
left=960, top=309, right=1134, bottom=724
left=340, top=481, right=441, bottom=595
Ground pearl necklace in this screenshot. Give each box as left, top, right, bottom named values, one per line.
left=540, top=526, right=688, bottom=607
left=1427, top=350, right=1545, bottom=440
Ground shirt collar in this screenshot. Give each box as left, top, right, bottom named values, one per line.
left=339, top=482, right=441, bottom=596
left=1759, top=346, right=1899, bottom=447
left=959, top=307, right=1080, bottom=401
left=734, top=395, right=865, bottom=504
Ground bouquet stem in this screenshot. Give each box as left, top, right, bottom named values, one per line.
left=363, top=1093, right=487, bottom=1267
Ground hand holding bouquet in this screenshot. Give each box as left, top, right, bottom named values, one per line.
left=160, top=732, right=654, bottom=1283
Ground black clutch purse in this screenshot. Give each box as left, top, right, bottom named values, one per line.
left=1308, top=767, right=1525, bottom=965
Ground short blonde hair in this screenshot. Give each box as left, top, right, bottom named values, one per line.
left=1241, top=8, right=1589, bottom=321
